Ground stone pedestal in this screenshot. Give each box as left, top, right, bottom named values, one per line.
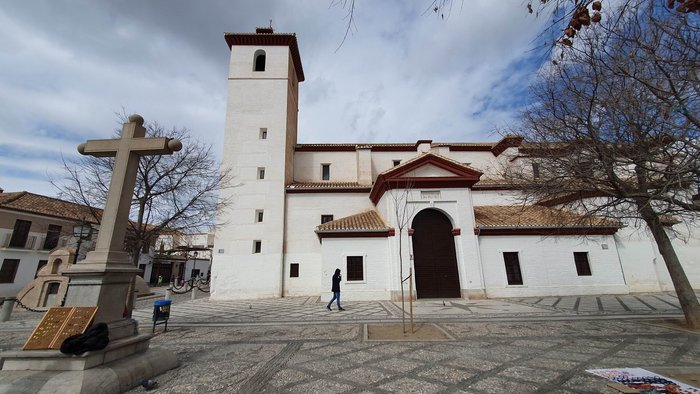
left=0, top=334, right=178, bottom=393
left=61, top=250, right=141, bottom=341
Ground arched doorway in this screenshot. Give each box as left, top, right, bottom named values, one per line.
left=411, top=209, right=461, bottom=298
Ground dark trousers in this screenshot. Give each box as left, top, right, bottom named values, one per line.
left=327, top=291, right=341, bottom=308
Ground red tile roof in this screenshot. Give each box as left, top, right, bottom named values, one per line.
left=474, top=205, right=619, bottom=229
left=316, top=210, right=389, bottom=232
left=286, top=182, right=371, bottom=192
left=0, top=191, right=101, bottom=223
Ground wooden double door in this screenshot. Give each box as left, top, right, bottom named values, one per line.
left=411, top=209, right=461, bottom=298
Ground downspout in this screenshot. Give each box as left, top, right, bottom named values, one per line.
left=474, top=226, right=487, bottom=298
left=612, top=234, right=628, bottom=286
left=280, top=193, right=287, bottom=298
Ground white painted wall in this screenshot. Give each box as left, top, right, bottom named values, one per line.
left=320, top=237, right=391, bottom=301
left=370, top=152, right=418, bottom=179
left=478, top=234, right=628, bottom=297
left=0, top=225, right=78, bottom=297
left=293, top=152, right=357, bottom=182
left=471, top=190, right=524, bottom=206
left=211, top=43, right=298, bottom=300
left=614, top=221, right=700, bottom=292
left=283, top=193, right=375, bottom=296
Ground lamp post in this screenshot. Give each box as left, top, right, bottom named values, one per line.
left=72, top=222, right=93, bottom=264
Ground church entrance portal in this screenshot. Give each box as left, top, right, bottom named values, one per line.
left=411, top=209, right=461, bottom=298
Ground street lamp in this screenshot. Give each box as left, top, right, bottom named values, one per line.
left=72, top=222, right=93, bottom=264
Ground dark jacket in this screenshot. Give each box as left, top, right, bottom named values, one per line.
left=331, top=273, right=341, bottom=292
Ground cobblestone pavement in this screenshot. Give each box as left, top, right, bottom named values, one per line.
left=123, top=319, right=699, bottom=393
left=128, top=292, right=691, bottom=326
left=1, top=292, right=698, bottom=393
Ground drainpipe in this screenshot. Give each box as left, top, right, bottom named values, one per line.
left=613, top=234, right=628, bottom=285
left=280, top=194, right=288, bottom=298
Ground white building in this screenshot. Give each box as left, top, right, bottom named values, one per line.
left=210, top=28, right=700, bottom=301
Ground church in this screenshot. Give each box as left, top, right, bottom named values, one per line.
left=210, top=28, right=700, bottom=301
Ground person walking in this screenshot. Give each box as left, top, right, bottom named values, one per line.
left=326, top=268, right=345, bottom=311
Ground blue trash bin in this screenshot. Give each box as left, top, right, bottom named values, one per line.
left=153, top=300, right=171, bottom=333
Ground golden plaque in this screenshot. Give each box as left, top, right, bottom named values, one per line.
left=23, top=307, right=98, bottom=350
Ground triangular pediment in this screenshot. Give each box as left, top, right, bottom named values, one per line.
left=369, top=153, right=483, bottom=204
left=399, top=163, right=459, bottom=178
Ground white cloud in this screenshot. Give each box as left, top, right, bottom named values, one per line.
left=0, top=0, right=549, bottom=197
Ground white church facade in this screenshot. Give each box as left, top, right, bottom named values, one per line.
left=210, top=28, right=700, bottom=301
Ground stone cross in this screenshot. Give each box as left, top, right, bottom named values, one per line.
left=62, top=114, right=182, bottom=338
left=77, top=114, right=182, bottom=259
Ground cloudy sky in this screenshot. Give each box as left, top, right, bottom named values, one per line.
left=0, top=0, right=551, bottom=197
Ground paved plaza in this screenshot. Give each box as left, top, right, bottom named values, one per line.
left=1, top=292, right=698, bottom=393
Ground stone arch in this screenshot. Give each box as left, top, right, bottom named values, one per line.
left=49, top=258, right=62, bottom=274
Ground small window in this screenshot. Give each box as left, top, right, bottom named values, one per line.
left=503, top=252, right=523, bottom=285
left=532, top=162, right=540, bottom=179
left=322, top=164, right=330, bottom=180
left=253, top=240, right=262, bottom=254
left=43, top=224, right=62, bottom=250
left=35, top=260, right=48, bottom=278
left=346, top=256, right=364, bottom=281
left=393, top=160, right=401, bottom=166
left=574, top=252, right=592, bottom=276
left=9, top=219, right=31, bottom=248
left=321, top=215, right=334, bottom=224
left=260, top=128, right=267, bottom=139
left=258, top=167, right=266, bottom=180
left=290, top=263, right=299, bottom=278
left=254, top=50, right=266, bottom=71
left=0, top=259, right=20, bottom=283
left=256, top=210, right=264, bottom=223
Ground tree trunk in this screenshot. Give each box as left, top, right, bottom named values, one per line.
left=398, top=229, right=405, bottom=333
left=639, top=204, right=700, bottom=328
left=123, top=239, right=142, bottom=319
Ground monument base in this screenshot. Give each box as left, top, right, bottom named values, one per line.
left=0, top=334, right=178, bottom=393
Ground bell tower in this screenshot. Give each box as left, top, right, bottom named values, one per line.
left=212, top=27, right=304, bottom=299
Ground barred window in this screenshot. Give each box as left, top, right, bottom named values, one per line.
left=9, top=220, right=31, bottom=248
left=290, top=263, right=299, bottom=278
left=574, top=252, right=592, bottom=276
left=0, top=259, right=20, bottom=283
left=503, top=252, right=523, bottom=285
left=346, top=256, right=364, bottom=281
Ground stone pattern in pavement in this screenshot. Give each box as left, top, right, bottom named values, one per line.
left=119, top=319, right=700, bottom=393
left=2, top=292, right=698, bottom=393
left=128, top=293, right=691, bottom=326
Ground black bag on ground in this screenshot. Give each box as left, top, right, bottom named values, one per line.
left=60, top=322, right=109, bottom=355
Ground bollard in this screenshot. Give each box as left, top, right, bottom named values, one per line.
left=1, top=297, right=16, bottom=322
left=165, top=286, right=172, bottom=301
left=191, top=285, right=197, bottom=300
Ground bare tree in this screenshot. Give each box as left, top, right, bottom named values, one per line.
left=388, top=178, right=417, bottom=333
left=506, top=4, right=700, bottom=327
left=431, top=1, right=696, bottom=49
left=52, top=117, right=233, bottom=312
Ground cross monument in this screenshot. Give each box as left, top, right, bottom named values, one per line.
left=0, top=115, right=181, bottom=390
left=62, top=114, right=182, bottom=339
